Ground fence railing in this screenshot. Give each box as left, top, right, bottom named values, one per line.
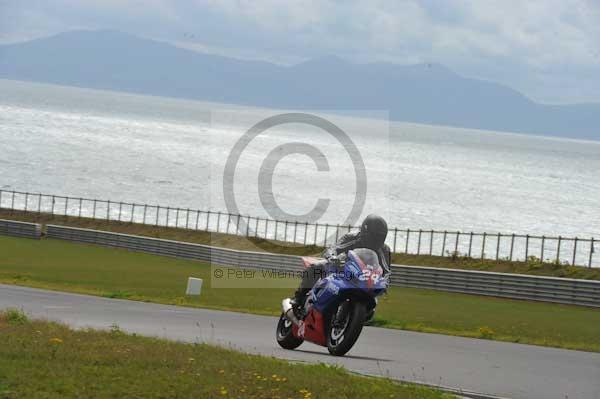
left=0, top=189, right=596, bottom=267
left=44, top=225, right=600, bottom=307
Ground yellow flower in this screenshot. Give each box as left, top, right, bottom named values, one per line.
left=218, top=369, right=225, bottom=374
left=220, top=386, right=228, bottom=395
left=49, top=337, right=63, bottom=344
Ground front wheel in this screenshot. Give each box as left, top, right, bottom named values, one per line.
left=327, top=300, right=367, bottom=356
left=276, top=313, right=303, bottom=350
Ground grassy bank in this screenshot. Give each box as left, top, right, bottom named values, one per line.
left=1, top=235, right=599, bottom=352
left=0, top=310, right=452, bottom=399
left=2, top=209, right=599, bottom=280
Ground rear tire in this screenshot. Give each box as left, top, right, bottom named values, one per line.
left=327, top=300, right=367, bottom=356
left=276, top=313, right=303, bottom=350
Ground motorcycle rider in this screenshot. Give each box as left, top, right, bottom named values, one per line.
left=292, top=214, right=391, bottom=309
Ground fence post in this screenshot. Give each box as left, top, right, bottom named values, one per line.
left=468, top=232, right=473, bottom=257
left=441, top=230, right=447, bottom=256
left=175, top=208, right=180, bottom=228
left=405, top=229, right=410, bottom=253
left=429, top=230, right=434, bottom=255
left=417, top=229, right=422, bottom=255
left=37, top=193, right=42, bottom=214
left=314, top=223, right=319, bottom=245
left=556, top=236, right=562, bottom=264
left=496, top=233, right=501, bottom=261
left=118, top=202, right=123, bottom=221
left=236, top=214, right=241, bottom=235
left=293, top=221, right=298, bottom=243
left=166, top=207, right=170, bottom=227
left=572, top=237, right=578, bottom=266
left=284, top=221, right=288, bottom=241
left=335, top=224, right=340, bottom=242
left=79, top=198, right=83, bottom=218
left=454, top=231, right=460, bottom=255
left=64, top=196, right=69, bottom=216
left=216, top=212, right=222, bottom=233
left=265, top=218, right=270, bottom=239
left=25, top=192, right=29, bottom=212
left=0, top=190, right=3, bottom=208
left=185, top=209, right=190, bottom=229
left=509, top=233, right=515, bottom=260
left=254, top=217, right=259, bottom=237
left=525, top=234, right=529, bottom=260
left=93, top=199, right=97, bottom=219
left=481, top=232, right=486, bottom=259
left=10, top=191, right=15, bottom=213
left=155, top=206, right=160, bottom=226
left=142, top=204, right=147, bottom=225
left=246, top=216, right=251, bottom=236
left=393, top=228, right=398, bottom=253
left=107, top=200, right=111, bottom=220
left=541, top=236, right=545, bottom=261
left=274, top=220, right=279, bottom=240
left=590, top=238, right=595, bottom=268
left=195, top=211, right=200, bottom=230
left=324, top=224, right=329, bottom=247
left=131, top=204, right=135, bottom=223
left=226, top=213, right=232, bottom=233
left=303, top=222, right=308, bottom=245
left=206, top=211, right=211, bottom=231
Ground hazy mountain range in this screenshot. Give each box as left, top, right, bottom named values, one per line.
left=1, top=30, right=598, bottom=140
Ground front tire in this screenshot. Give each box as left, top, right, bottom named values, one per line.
left=327, top=300, right=367, bottom=356
left=276, top=313, right=303, bottom=350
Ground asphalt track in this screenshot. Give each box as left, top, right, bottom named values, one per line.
left=1, top=284, right=598, bottom=399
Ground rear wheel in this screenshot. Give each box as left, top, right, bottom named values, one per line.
left=276, top=313, right=303, bottom=350
left=327, top=299, right=367, bottom=356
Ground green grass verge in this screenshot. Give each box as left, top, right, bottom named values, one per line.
left=0, top=310, right=453, bottom=399
left=1, top=236, right=599, bottom=352
left=2, top=209, right=599, bottom=280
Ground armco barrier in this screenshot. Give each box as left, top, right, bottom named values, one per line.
left=45, top=225, right=304, bottom=273
left=0, top=219, right=41, bottom=239
left=45, top=225, right=600, bottom=308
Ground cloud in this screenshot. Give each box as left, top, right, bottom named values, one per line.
left=1, top=0, right=598, bottom=103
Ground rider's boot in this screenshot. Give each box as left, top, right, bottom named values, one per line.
left=291, top=288, right=309, bottom=314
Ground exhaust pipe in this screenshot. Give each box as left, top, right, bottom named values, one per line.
left=282, top=298, right=301, bottom=326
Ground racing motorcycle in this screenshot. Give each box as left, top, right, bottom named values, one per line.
left=276, top=248, right=388, bottom=356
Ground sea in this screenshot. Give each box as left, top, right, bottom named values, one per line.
left=1, top=79, right=599, bottom=248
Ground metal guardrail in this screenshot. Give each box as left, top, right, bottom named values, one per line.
left=0, top=219, right=41, bottom=239
left=0, top=189, right=597, bottom=267
left=45, top=225, right=600, bottom=308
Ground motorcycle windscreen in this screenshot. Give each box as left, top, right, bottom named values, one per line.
left=348, top=248, right=383, bottom=275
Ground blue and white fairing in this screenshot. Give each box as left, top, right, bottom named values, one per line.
left=308, top=248, right=388, bottom=313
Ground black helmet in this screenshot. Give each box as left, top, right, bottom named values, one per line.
left=360, top=214, right=388, bottom=250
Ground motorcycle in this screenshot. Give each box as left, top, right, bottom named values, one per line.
left=276, top=248, right=388, bottom=356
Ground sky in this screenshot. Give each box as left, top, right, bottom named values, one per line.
left=1, top=0, right=599, bottom=104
